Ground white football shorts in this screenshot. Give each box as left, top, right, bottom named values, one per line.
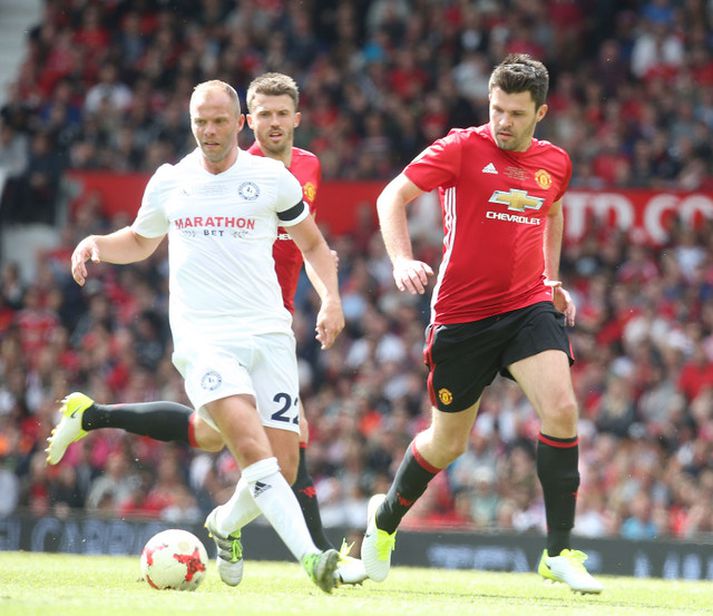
left=173, top=332, right=300, bottom=434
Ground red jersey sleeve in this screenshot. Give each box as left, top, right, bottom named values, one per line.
left=247, top=144, right=322, bottom=314
left=302, top=156, right=321, bottom=217
left=403, top=130, right=464, bottom=192
left=553, top=150, right=573, bottom=202
left=273, top=147, right=321, bottom=314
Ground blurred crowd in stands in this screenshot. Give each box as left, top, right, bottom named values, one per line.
left=2, top=198, right=713, bottom=541
left=2, top=0, right=713, bottom=225
left=1, top=0, right=712, bottom=542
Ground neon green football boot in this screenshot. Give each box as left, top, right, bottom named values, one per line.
left=46, top=392, right=94, bottom=464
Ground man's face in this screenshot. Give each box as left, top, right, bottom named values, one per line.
left=488, top=87, right=547, bottom=152
left=247, top=93, right=301, bottom=158
left=190, top=88, right=243, bottom=164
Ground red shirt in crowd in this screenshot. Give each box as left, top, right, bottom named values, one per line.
left=404, top=124, right=572, bottom=324
left=678, top=357, right=713, bottom=401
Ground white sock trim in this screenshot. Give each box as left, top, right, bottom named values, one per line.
left=241, top=456, right=280, bottom=483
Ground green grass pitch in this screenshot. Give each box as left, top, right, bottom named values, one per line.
left=0, top=552, right=711, bottom=615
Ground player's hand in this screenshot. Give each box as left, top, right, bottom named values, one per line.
left=546, top=279, right=576, bottom=327
left=392, top=257, right=434, bottom=295
left=71, top=236, right=101, bottom=287
left=315, top=298, right=344, bottom=350
left=331, top=249, right=340, bottom=271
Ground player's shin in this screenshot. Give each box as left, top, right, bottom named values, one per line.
left=377, top=441, right=440, bottom=533
left=536, top=433, right=580, bottom=556
left=211, top=477, right=261, bottom=535
left=292, top=444, right=334, bottom=551
left=84, top=401, right=194, bottom=443
left=242, top=456, right=320, bottom=560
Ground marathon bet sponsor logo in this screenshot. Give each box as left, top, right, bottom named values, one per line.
left=238, top=181, right=260, bottom=200
left=201, top=370, right=222, bottom=391
left=174, top=216, right=256, bottom=239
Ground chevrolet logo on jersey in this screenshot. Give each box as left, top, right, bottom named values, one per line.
left=488, top=189, right=544, bottom=213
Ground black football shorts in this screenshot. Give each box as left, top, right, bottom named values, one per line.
left=423, top=301, right=573, bottom=412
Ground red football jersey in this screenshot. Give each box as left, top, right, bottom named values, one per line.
left=405, top=124, right=572, bottom=325
left=248, top=143, right=321, bottom=313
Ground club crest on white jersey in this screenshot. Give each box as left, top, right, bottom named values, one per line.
left=238, top=181, right=260, bottom=200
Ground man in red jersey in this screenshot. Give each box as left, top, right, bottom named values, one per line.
left=361, top=55, right=602, bottom=594
left=47, top=73, right=366, bottom=585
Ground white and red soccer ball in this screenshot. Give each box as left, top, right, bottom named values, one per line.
left=140, top=529, right=208, bottom=591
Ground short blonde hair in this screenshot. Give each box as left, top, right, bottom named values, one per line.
left=191, top=80, right=241, bottom=115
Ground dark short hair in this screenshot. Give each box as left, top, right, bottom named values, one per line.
left=488, top=54, right=549, bottom=109
left=246, top=73, right=299, bottom=113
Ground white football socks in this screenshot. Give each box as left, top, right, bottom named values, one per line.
left=212, top=477, right=260, bottom=536
left=215, top=456, right=319, bottom=561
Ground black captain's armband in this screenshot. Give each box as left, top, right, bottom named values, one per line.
left=278, top=200, right=306, bottom=222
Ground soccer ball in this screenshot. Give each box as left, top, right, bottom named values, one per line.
left=140, top=529, right=208, bottom=591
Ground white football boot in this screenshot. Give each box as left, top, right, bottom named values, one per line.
left=361, top=494, right=396, bottom=582
left=204, top=508, right=244, bottom=586
left=335, top=539, right=367, bottom=585
left=538, top=548, right=604, bottom=594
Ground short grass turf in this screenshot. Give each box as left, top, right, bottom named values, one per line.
left=1, top=552, right=711, bottom=616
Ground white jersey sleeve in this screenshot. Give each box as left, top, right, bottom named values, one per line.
left=274, top=165, right=309, bottom=227
left=131, top=163, right=175, bottom=238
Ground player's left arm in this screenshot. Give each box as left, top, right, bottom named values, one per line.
left=287, top=216, right=344, bottom=349
left=300, top=158, right=337, bottom=290
left=303, top=213, right=339, bottom=291
left=544, top=198, right=576, bottom=326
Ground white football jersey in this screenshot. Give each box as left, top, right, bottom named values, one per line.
left=132, top=148, right=308, bottom=353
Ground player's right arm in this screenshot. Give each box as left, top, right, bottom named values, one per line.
left=377, top=172, right=434, bottom=295
left=72, top=162, right=174, bottom=286
left=71, top=228, right=164, bottom=286
left=544, top=197, right=576, bottom=327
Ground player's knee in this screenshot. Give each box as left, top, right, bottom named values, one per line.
left=444, top=438, right=469, bottom=462
left=194, top=422, right=225, bottom=452
left=545, top=398, right=578, bottom=433
left=429, top=432, right=469, bottom=465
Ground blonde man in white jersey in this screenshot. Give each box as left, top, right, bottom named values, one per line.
left=68, top=80, right=344, bottom=593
